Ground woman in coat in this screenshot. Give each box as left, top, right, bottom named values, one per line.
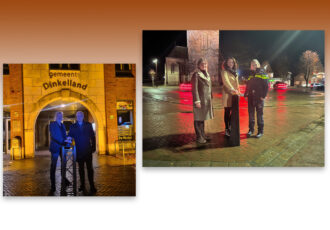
left=191, top=58, right=214, bottom=144
left=221, top=57, right=240, bottom=137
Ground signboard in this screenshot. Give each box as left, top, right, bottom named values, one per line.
left=118, top=136, right=134, bottom=141
left=42, top=70, right=88, bottom=91
left=116, top=101, right=133, bottom=110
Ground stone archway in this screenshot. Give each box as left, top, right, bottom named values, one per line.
left=24, top=89, right=106, bottom=158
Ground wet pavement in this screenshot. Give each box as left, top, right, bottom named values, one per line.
left=143, top=86, right=324, bottom=167
left=3, top=151, right=136, bottom=196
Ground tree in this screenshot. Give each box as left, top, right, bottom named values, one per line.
left=299, top=50, right=323, bottom=87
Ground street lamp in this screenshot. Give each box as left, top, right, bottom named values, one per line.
left=153, top=58, right=158, bottom=76
left=152, top=58, right=158, bottom=87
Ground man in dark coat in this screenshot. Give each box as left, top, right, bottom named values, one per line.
left=244, top=59, right=269, bottom=138
left=49, top=111, right=69, bottom=193
left=191, top=58, right=214, bottom=144
left=68, top=111, right=96, bottom=193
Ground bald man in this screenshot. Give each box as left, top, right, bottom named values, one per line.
left=68, top=111, right=96, bottom=194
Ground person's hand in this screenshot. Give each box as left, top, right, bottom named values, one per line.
left=196, top=102, right=201, bottom=108
left=260, top=97, right=265, bottom=101
left=65, top=137, right=72, bottom=143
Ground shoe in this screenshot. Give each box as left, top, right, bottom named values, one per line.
left=196, top=137, right=207, bottom=144
left=247, top=130, right=253, bottom=137
left=203, top=135, right=211, bottom=141
left=225, top=129, right=230, bottom=137
left=256, top=133, right=263, bottom=138
left=50, top=186, right=56, bottom=192
left=79, top=185, right=86, bottom=192
left=90, top=186, right=97, bottom=194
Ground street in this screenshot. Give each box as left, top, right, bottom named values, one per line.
left=143, top=86, right=324, bottom=167
left=3, top=152, right=136, bottom=196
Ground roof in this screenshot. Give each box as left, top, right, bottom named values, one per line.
left=167, top=46, right=188, bottom=59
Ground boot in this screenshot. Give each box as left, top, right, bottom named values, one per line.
left=194, top=121, right=206, bottom=144
left=201, top=121, right=211, bottom=141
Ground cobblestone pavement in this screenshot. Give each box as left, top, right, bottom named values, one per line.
left=3, top=152, right=136, bottom=196
left=143, top=86, right=324, bottom=167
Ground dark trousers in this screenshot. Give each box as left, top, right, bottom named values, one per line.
left=194, top=120, right=205, bottom=140
left=224, top=107, right=232, bottom=129
left=78, top=155, right=95, bottom=189
left=50, top=151, right=62, bottom=189
left=248, top=96, right=264, bottom=133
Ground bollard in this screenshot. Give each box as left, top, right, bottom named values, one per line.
left=61, top=145, right=77, bottom=196
left=229, top=95, right=240, bottom=146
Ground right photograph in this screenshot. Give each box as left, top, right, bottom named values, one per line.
left=143, top=30, right=325, bottom=167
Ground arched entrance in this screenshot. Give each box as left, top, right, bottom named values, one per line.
left=34, top=100, right=96, bottom=154
left=24, top=89, right=106, bottom=158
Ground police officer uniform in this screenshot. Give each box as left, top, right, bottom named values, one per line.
left=244, top=68, right=269, bottom=137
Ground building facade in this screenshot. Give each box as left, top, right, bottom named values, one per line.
left=164, top=46, right=188, bottom=85
left=187, top=30, right=220, bottom=85
left=3, top=64, right=136, bottom=159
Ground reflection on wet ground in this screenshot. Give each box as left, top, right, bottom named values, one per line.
left=143, top=86, right=324, bottom=166
left=3, top=152, right=136, bottom=196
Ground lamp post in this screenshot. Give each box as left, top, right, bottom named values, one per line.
left=153, top=58, right=158, bottom=87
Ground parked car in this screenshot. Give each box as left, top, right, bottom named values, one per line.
left=311, top=83, right=324, bottom=91
left=273, top=81, right=288, bottom=90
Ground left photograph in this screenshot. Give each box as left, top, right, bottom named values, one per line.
left=3, top=64, right=136, bottom=196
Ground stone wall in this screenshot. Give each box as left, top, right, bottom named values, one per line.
left=22, top=64, right=106, bottom=158
left=3, top=64, right=25, bottom=158
left=104, top=64, right=136, bottom=154
left=187, top=30, right=220, bottom=85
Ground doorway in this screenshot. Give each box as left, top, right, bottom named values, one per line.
left=34, top=100, right=95, bottom=155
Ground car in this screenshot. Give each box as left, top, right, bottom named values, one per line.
left=310, top=83, right=324, bottom=91
left=273, top=81, right=288, bottom=89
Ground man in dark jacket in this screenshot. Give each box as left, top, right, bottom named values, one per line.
left=49, top=111, right=70, bottom=193
left=68, top=111, right=96, bottom=194
left=244, top=59, right=269, bottom=138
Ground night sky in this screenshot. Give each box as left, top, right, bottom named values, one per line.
left=143, top=30, right=324, bottom=83
left=143, top=30, right=186, bottom=82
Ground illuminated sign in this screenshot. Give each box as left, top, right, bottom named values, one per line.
left=43, top=70, right=88, bottom=90
left=49, top=70, right=80, bottom=78
left=43, top=80, right=87, bottom=90
left=116, top=101, right=133, bottom=110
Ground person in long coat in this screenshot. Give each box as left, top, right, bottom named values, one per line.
left=221, top=57, right=240, bottom=137
left=191, top=58, right=214, bottom=144
left=68, top=111, right=97, bottom=194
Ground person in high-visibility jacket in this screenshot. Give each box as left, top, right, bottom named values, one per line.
left=244, top=59, right=269, bottom=138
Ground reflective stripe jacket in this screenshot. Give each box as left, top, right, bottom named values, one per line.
left=244, top=70, right=269, bottom=99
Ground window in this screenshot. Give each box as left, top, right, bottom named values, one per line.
left=171, top=63, right=175, bottom=74
left=49, top=64, right=80, bottom=70
left=3, top=64, right=9, bottom=75
left=115, top=64, right=134, bottom=77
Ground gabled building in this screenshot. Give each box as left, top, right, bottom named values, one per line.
left=164, top=46, right=188, bottom=86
